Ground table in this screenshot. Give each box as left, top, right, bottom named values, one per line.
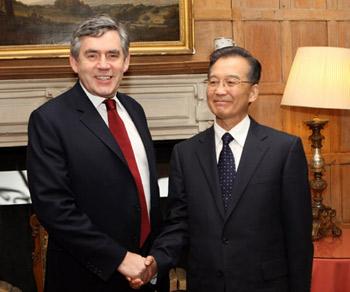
left=311, top=228, right=350, bottom=292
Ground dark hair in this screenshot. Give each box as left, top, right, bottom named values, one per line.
left=209, top=46, right=262, bottom=84
left=70, top=15, right=129, bottom=60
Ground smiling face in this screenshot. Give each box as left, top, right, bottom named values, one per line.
left=207, top=56, right=259, bottom=130
left=69, top=30, right=130, bottom=98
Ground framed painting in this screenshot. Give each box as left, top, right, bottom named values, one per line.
left=0, top=0, right=194, bottom=59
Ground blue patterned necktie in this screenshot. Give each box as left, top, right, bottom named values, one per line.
left=218, top=133, right=236, bottom=211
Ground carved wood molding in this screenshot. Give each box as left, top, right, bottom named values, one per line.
left=0, top=61, right=209, bottom=80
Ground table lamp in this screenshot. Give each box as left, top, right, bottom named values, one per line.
left=281, top=46, right=350, bottom=240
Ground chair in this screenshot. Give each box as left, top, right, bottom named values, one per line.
left=29, top=214, right=47, bottom=292
left=169, top=268, right=187, bottom=291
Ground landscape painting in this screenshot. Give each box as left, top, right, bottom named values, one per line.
left=0, top=0, right=194, bottom=58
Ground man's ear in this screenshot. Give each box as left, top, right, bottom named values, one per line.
left=69, top=55, right=79, bottom=74
left=123, top=54, right=130, bottom=73
left=248, top=84, right=259, bottom=103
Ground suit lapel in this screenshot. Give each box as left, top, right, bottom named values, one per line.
left=224, top=119, right=269, bottom=220
left=196, top=127, right=225, bottom=220
left=71, top=83, right=127, bottom=165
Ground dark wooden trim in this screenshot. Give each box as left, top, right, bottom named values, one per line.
left=0, top=60, right=209, bottom=80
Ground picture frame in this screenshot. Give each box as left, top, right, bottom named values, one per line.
left=0, top=0, right=194, bottom=59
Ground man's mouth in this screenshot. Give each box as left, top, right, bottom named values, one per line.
left=214, top=99, right=231, bottom=103
left=96, top=76, right=112, bottom=80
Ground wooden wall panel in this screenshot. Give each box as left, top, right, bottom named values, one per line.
left=194, top=0, right=231, bottom=13
left=242, top=0, right=280, bottom=8
left=327, top=20, right=339, bottom=47
left=340, top=165, right=350, bottom=223
left=293, top=0, right=326, bottom=8
left=330, top=163, right=342, bottom=224
left=338, top=112, right=350, bottom=153
left=339, top=0, right=350, bottom=9
left=244, top=21, right=282, bottom=82
left=193, top=21, right=233, bottom=59
left=249, top=95, right=283, bottom=130
left=339, top=22, right=350, bottom=47
left=320, top=164, right=332, bottom=207
left=290, top=21, right=328, bottom=53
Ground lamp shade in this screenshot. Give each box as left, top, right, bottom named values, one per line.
left=281, top=46, right=350, bottom=110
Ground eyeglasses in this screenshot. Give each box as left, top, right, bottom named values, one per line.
left=204, top=77, right=253, bottom=89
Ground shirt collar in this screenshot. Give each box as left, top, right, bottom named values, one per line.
left=214, top=115, right=251, bottom=147
left=80, top=81, right=118, bottom=108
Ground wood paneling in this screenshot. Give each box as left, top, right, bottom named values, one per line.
left=244, top=21, right=282, bottom=82
left=341, top=165, right=350, bottom=222
left=194, top=0, right=231, bottom=13
left=294, top=0, right=326, bottom=8
left=194, top=21, right=233, bottom=59
left=339, top=0, right=350, bottom=9
left=290, top=21, right=328, bottom=52
left=249, top=95, right=284, bottom=130
left=339, top=112, right=350, bottom=153
left=339, top=22, right=350, bottom=47
left=243, top=0, right=280, bottom=8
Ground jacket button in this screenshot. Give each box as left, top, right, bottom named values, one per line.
left=222, top=238, right=229, bottom=245
left=216, top=270, right=224, bottom=278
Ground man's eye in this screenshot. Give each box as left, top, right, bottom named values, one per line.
left=208, top=80, right=219, bottom=86
left=107, top=54, right=118, bottom=59
left=87, top=54, right=97, bottom=60
left=226, top=80, right=240, bottom=86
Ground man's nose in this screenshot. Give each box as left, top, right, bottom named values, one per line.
left=97, top=56, right=111, bottom=69
left=215, top=81, right=227, bottom=94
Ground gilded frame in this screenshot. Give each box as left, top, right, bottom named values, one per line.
left=0, top=0, right=194, bottom=59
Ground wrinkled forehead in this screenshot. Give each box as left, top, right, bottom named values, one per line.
left=78, top=31, right=123, bottom=54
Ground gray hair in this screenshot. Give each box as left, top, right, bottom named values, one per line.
left=70, top=15, right=130, bottom=60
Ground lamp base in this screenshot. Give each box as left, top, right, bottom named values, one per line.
left=312, top=203, right=342, bottom=241
left=305, top=117, right=342, bottom=241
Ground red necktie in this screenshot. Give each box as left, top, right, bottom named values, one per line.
left=104, top=98, right=150, bottom=247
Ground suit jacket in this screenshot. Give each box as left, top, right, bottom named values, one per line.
left=27, top=82, right=165, bottom=292
left=151, top=119, right=313, bottom=292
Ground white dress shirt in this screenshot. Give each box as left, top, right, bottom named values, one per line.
left=214, top=115, right=251, bottom=170
left=81, top=83, right=151, bottom=215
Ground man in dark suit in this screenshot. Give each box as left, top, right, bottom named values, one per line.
left=27, top=16, right=166, bottom=292
left=138, top=46, right=313, bottom=291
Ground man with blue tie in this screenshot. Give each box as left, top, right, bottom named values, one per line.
left=140, top=45, right=313, bottom=291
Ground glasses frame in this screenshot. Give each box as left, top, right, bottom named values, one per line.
left=204, top=78, right=253, bottom=89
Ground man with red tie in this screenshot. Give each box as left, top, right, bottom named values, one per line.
left=27, top=15, right=166, bottom=292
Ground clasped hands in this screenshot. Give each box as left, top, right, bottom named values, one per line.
left=117, top=251, right=157, bottom=289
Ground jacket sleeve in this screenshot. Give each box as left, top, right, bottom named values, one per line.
left=281, top=137, right=313, bottom=292
left=150, top=144, right=189, bottom=277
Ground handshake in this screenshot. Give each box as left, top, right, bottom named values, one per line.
left=117, top=251, right=158, bottom=289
